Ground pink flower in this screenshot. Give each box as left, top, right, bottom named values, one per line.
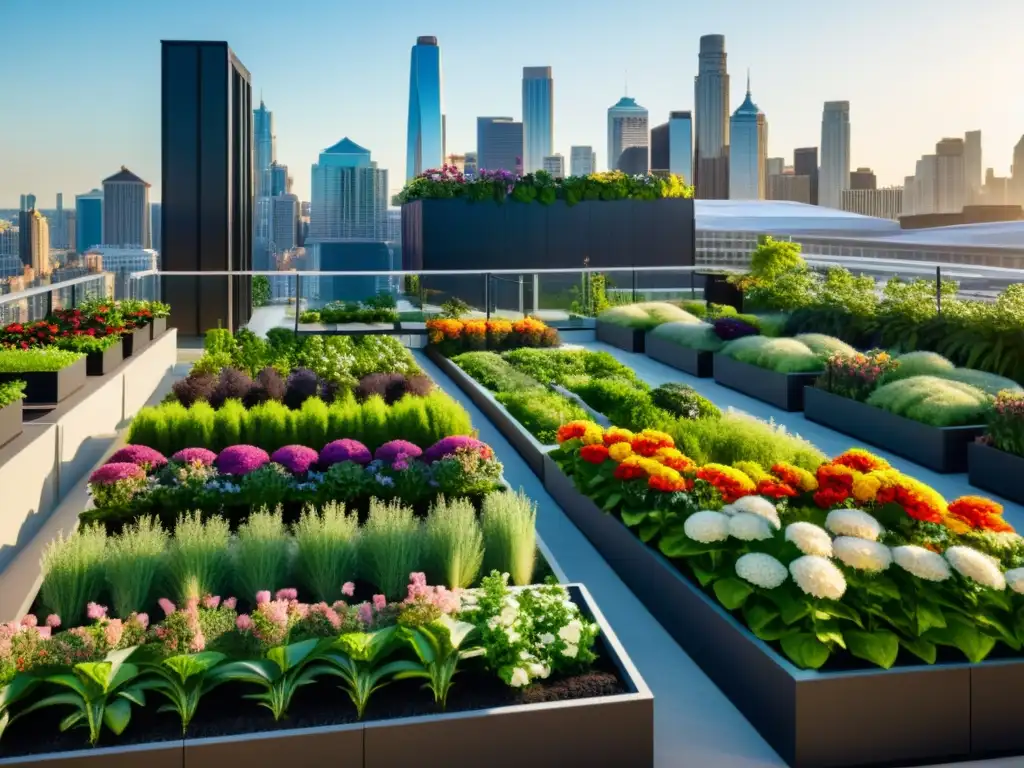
left=357, top=603, right=373, bottom=625
left=372, top=594, right=387, bottom=611
left=35, top=626, right=51, bottom=640
left=136, top=613, right=150, bottom=630
left=310, top=602, right=342, bottom=629
left=189, top=631, right=206, bottom=652
left=203, top=595, right=221, bottom=609
left=236, top=614, right=253, bottom=631
left=86, top=602, right=107, bottom=621
left=256, top=590, right=271, bottom=605
left=185, top=597, right=200, bottom=613
left=275, top=588, right=298, bottom=601
left=104, top=619, right=124, bottom=647
left=263, top=600, right=289, bottom=627
left=409, top=572, right=427, bottom=587
left=223, top=597, right=237, bottom=610
left=45, top=614, right=61, bottom=629
left=20, top=614, right=38, bottom=628
left=341, top=582, right=355, bottom=597
left=158, top=598, right=176, bottom=616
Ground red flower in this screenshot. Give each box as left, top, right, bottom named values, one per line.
left=756, top=479, right=797, bottom=499
left=580, top=444, right=609, bottom=464
left=813, top=488, right=849, bottom=509
left=613, top=462, right=646, bottom=481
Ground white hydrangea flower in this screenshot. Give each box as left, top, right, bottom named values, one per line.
left=499, top=606, right=518, bottom=626
left=562, top=643, right=579, bottom=658
left=558, top=620, right=582, bottom=645
left=509, top=667, right=529, bottom=687
left=785, top=522, right=833, bottom=557
left=735, top=552, right=788, bottom=589
left=833, top=536, right=892, bottom=572
left=684, top=510, right=730, bottom=543
left=825, top=509, right=883, bottom=541
left=505, top=628, right=520, bottom=644
left=539, top=632, right=555, bottom=645
left=728, top=512, right=774, bottom=542
left=945, top=546, right=1006, bottom=591
left=789, top=555, right=847, bottom=600
left=1005, top=568, right=1024, bottom=594
left=719, top=503, right=737, bottom=516
left=891, top=545, right=951, bottom=582
left=729, top=495, right=781, bottom=529
left=528, top=662, right=550, bottom=679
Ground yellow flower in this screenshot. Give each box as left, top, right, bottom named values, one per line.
left=852, top=474, right=882, bottom=503
left=581, top=427, right=605, bottom=446
left=734, top=460, right=770, bottom=484
left=609, top=443, right=633, bottom=462
left=942, top=515, right=971, bottom=535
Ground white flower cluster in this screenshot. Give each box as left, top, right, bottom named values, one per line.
left=832, top=536, right=892, bottom=572
left=789, top=555, right=847, bottom=600
left=735, top=553, right=788, bottom=589
left=825, top=509, right=883, bottom=541
left=684, top=511, right=729, bottom=543
left=945, top=546, right=1006, bottom=591
left=785, top=522, right=833, bottom=557
left=728, top=512, right=774, bottom=542
left=722, top=496, right=781, bottom=529
left=1006, top=568, right=1024, bottom=595
left=891, top=545, right=951, bottom=582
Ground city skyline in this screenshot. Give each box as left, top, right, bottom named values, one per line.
left=2, top=0, right=1022, bottom=205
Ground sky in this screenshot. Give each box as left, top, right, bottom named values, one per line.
left=2, top=0, right=1022, bottom=207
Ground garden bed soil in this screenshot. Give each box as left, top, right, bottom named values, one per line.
left=0, top=585, right=653, bottom=768
left=122, top=326, right=151, bottom=358
left=643, top=333, right=713, bottom=377
left=149, top=316, right=168, bottom=340
left=0, top=399, right=22, bottom=448
left=805, top=387, right=985, bottom=474
left=0, top=356, right=87, bottom=405
left=595, top=321, right=645, bottom=353
left=541, top=453, right=976, bottom=768
left=712, top=354, right=818, bottom=412
left=85, top=341, right=124, bottom=376
left=967, top=442, right=1024, bottom=504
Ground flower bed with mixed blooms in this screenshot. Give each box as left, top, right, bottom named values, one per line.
left=0, top=299, right=167, bottom=354
left=427, top=317, right=560, bottom=356
left=553, top=421, right=1024, bottom=670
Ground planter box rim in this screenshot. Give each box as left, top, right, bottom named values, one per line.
left=808, top=387, right=984, bottom=432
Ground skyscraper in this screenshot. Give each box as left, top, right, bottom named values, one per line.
left=728, top=76, right=767, bottom=200
left=102, top=166, right=151, bottom=247
left=542, top=154, right=565, bottom=177
left=819, top=101, right=851, bottom=209
left=54, top=193, right=66, bottom=249
left=75, top=189, right=103, bottom=254
left=935, top=138, right=965, bottom=213
left=150, top=203, right=162, bottom=255
left=766, top=158, right=785, bottom=178
left=309, top=138, right=388, bottom=240
left=1013, top=136, right=1024, bottom=205
left=964, top=130, right=982, bottom=203
left=850, top=168, right=877, bottom=190
left=669, top=111, right=693, bottom=184
left=650, top=122, right=669, bottom=174
left=254, top=100, right=276, bottom=198
left=477, top=117, right=523, bottom=174
left=406, top=36, right=444, bottom=181
left=270, top=163, right=289, bottom=196
left=522, top=67, right=554, bottom=174
left=607, top=96, right=649, bottom=174
left=161, top=40, right=253, bottom=335
left=694, top=34, right=730, bottom=199
left=570, top=146, right=596, bottom=176
left=17, top=209, right=50, bottom=275
left=464, top=151, right=478, bottom=179
left=794, top=147, right=819, bottom=205
left=271, top=194, right=299, bottom=251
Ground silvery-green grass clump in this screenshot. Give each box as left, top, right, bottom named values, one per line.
left=482, top=489, right=537, bottom=586
left=106, top=516, right=168, bottom=617
left=867, top=375, right=991, bottom=427
left=360, top=498, right=421, bottom=599
left=425, top=496, right=484, bottom=589
left=649, top=321, right=724, bottom=352
left=167, top=512, right=231, bottom=603
left=292, top=502, right=359, bottom=602
left=233, top=506, right=292, bottom=600
left=40, top=524, right=108, bottom=625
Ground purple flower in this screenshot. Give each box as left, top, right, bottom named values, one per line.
left=170, top=447, right=218, bottom=466
left=423, top=436, right=492, bottom=464
left=256, top=590, right=271, bottom=605
left=158, top=598, right=176, bottom=616
left=86, top=602, right=107, bottom=621
left=108, top=445, right=168, bottom=471
left=341, top=582, right=355, bottom=597
left=393, top=457, right=410, bottom=471
left=216, top=445, right=270, bottom=476
left=236, top=614, right=253, bottom=631
left=320, top=439, right=372, bottom=467
left=89, top=462, right=146, bottom=486
left=374, top=440, right=422, bottom=464
left=270, top=445, right=319, bottom=474
left=275, top=588, right=298, bottom=601
left=223, top=597, right=237, bottom=610
left=357, top=603, right=373, bottom=624
left=372, top=594, right=387, bottom=611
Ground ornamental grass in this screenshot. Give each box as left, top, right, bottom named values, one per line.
left=481, top=489, right=537, bottom=586
left=105, top=516, right=168, bottom=618
left=360, top=499, right=422, bottom=599
left=648, top=320, right=724, bottom=351
left=291, top=502, right=360, bottom=602
left=233, top=507, right=292, bottom=600
left=40, top=525, right=107, bottom=626
left=425, top=496, right=485, bottom=589
left=167, top=513, right=231, bottom=603
left=866, top=375, right=990, bottom=427
left=597, top=302, right=700, bottom=331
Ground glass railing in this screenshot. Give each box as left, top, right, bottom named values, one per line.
left=0, top=273, right=114, bottom=325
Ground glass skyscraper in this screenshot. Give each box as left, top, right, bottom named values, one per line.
left=75, top=189, right=103, bottom=254
left=522, top=66, right=553, bottom=174
left=607, top=97, right=649, bottom=174
left=254, top=100, right=275, bottom=198
left=694, top=34, right=730, bottom=199
left=820, top=101, right=851, bottom=209
left=406, top=36, right=444, bottom=181
left=728, top=80, right=767, bottom=200
left=477, top=117, right=523, bottom=174
left=669, top=111, right=693, bottom=185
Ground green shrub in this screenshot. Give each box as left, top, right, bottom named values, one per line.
left=649, top=321, right=723, bottom=352
left=481, top=489, right=537, bottom=586
left=360, top=499, right=421, bottom=599
left=668, top=411, right=825, bottom=471
left=496, top=388, right=589, bottom=444
left=106, top=517, right=167, bottom=618
left=294, top=396, right=331, bottom=450
left=989, top=391, right=1024, bottom=458
left=678, top=300, right=709, bottom=318
left=421, top=390, right=473, bottom=442
left=245, top=400, right=294, bottom=453
left=424, top=496, right=484, bottom=589
left=454, top=352, right=541, bottom=392
left=0, top=380, right=25, bottom=408
left=127, top=407, right=169, bottom=453
left=501, top=348, right=641, bottom=386
left=167, top=513, right=231, bottom=603
left=883, top=351, right=956, bottom=383
left=563, top=376, right=664, bottom=429
left=942, top=368, right=1023, bottom=396
left=721, top=336, right=830, bottom=374
left=233, top=506, right=292, bottom=600
left=181, top=401, right=216, bottom=449
left=212, top=399, right=247, bottom=452
left=866, top=376, right=991, bottom=427
left=0, top=348, right=84, bottom=372
left=40, top=525, right=108, bottom=626
left=650, top=383, right=721, bottom=420
left=360, top=395, right=391, bottom=450
left=793, top=334, right=857, bottom=359
left=328, top=395, right=363, bottom=440
left=755, top=313, right=791, bottom=338
left=292, top=503, right=360, bottom=603
left=598, top=301, right=700, bottom=330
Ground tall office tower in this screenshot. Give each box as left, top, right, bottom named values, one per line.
left=406, top=36, right=444, bottom=181
left=841, top=188, right=903, bottom=220
left=910, top=155, right=939, bottom=215
left=270, top=163, right=290, bottom=196
left=542, top=154, right=565, bottom=177
left=1013, top=136, right=1024, bottom=205
left=19, top=195, right=26, bottom=212
left=65, top=210, right=76, bottom=253
left=522, top=67, right=554, bottom=173
left=794, top=147, right=819, bottom=205
left=728, top=78, right=767, bottom=200
left=668, top=111, right=693, bottom=183
left=768, top=174, right=811, bottom=203
left=850, top=167, right=877, bottom=190
left=309, top=138, right=388, bottom=240
left=819, top=101, right=851, bottom=209
left=694, top=34, right=730, bottom=199
left=570, top=145, right=596, bottom=176
left=651, top=122, right=669, bottom=173
left=254, top=100, right=276, bottom=198
left=150, top=203, right=162, bottom=255
left=102, top=167, right=151, bottom=248
left=766, top=157, right=784, bottom=177
left=0, top=222, right=17, bottom=257
left=75, top=189, right=103, bottom=254
left=53, top=193, right=66, bottom=249
left=464, top=151, right=478, bottom=179
left=271, top=194, right=299, bottom=251
left=161, top=40, right=253, bottom=336
left=935, top=138, right=965, bottom=213
left=477, top=117, right=524, bottom=174
left=20, top=194, right=36, bottom=212
left=964, top=130, right=982, bottom=203
left=607, top=96, right=649, bottom=174
left=17, top=209, right=50, bottom=274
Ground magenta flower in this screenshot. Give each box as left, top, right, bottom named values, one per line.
left=203, top=595, right=221, bottom=609
left=270, top=445, right=319, bottom=474
left=45, top=614, right=61, bottom=629
left=136, top=613, right=150, bottom=630
left=309, top=602, right=342, bottom=629
left=372, top=594, right=387, bottom=611
left=89, top=462, right=145, bottom=486
left=357, top=603, right=373, bottom=624
left=255, top=590, right=271, bottom=605
left=236, top=614, right=253, bottom=631
left=170, top=447, right=218, bottom=466
left=86, top=602, right=107, bottom=621
left=216, top=445, right=270, bottom=476
left=341, top=582, right=355, bottom=597
left=20, top=614, right=38, bottom=628
left=158, top=598, right=176, bottom=616
left=423, top=436, right=492, bottom=463
left=223, top=597, right=237, bottom=610
left=275, top=588, right=298, bottom=601
left=374, top=440, right=423, bottom=464
left=320, top=439, right=372, bottom=467
left=108, top=445, right=168, bottom=471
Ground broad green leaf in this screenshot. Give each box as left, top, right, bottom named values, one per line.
left=601, top=493, right=622, bottom=511
left=916, top=601, right=947, bottom=634
left=0, top=676, right=37, bottom=710
left=437, top=616, right=477, bottom=650
left=43, top=673, right=90, bottom=697
left=926, top=616, right=997, bottom=663
left=267, top=638, right=321, bottom=673
left=165, top=652, right=227, bottom=682
left=899, top=636, right=937, bottom=665
left=814, top=620, right=846, bottom=649
left=75, top=662, right=112, bottom=691
left=620, top=509, right=648, bottom=527
left=103, top=697, right=133, bottom=735
left=818, top=601, right=863, bottom=627
left=638, top=520, right=661, bottom=543
left=208, top=659, right=277, bottom=684
left=713, top=578, right=753, bottom=610
left=16, top=692, right=84, bottom=722
left=846, top=630, right=899, bottom=669
left=118, top=684, right=148, bottom=707
left=108, top=663, right=140, bottom=693
left=657, top=533, right=722, bottom=559
left=105, top=646, right=139, bottom=681
left=767, top=589, right=811, bottom=626
left=780, top=633, right=830, bottom=670
left=742, top=601, right=780, bottom=634
left=690, top=561, right=719, bottom=587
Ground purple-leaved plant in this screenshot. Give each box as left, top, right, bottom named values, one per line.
left=108, top=445, right=168, bottom=472
left=320, top=439, right=372, bottom=467
left=374, top=440, right=423, bottom=465
left=170, top=447, right=218, bottom=466
left=270, top=445, right=319, bottom=474
left=423, top=436, right=492, bottom=464
left=215, top=445, right=271, bottom=476
left=713, top=317, right=760, bottom=341
left=89, top=462, right=146, bottom=485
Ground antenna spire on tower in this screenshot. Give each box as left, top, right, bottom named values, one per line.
left=746, top=68, right=751, bottom=95
left=624, top=69, right=628, bottom=97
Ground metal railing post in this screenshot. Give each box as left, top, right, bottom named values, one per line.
left=484, top=273, right=491, bottom=320
left=294, top=274, right=301, bottom=335
left=518, top=275, right=525, bottom=317
left=533, top=273, right=539, bottom=315
left=631, top=269, right=637, bottom=303
left=46, top=286, right=53, bottom=318
left=935, top=266, right=942, bottom=315
left=71, top=284, right=77, bottom=309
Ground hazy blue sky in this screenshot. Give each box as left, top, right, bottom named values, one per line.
left=2, top=0, right=1021, bottom=206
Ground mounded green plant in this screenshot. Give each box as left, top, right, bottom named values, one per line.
left=938, top=368, right=1022, bottom=396
left=881, top=351, right=955, bottom=383
left=563, top=376, right=664, bottom=429
left=650, top=382, right=721, bottom=420
left=292, top=503, right=360, bottom=603
left=495, top=388, right=589, bottom=444
left=294, top=396, right=331, bottom=450
left=360, top=499, right=421, bottom=599
left=501, top=348, right=641, bottom=386
left=597, top=301, right=700, bottom=331
left=106, top=517, right=168, bottom=618
left=0, top=348, right=83, bottom=372
left=424, top=497, right=484, bottom=589
left=669, top=411, right=825, bottom=471
left=792, top=333, right=856, bottom=359
left=0, top=380, right=25, bottom=408
left=233, top=507, right=292, bottom=600
left=180, top=400, right=216, bottom=449
left=40, top=525, right=108, bottom=626
left=866, top=375, right=991, bottom=427
left=166, top=513, right=231, bottom=603
left=244, top=401, right=294, bottom=453
left=325, top=627, right=416, bottom=719
left=453, top=352, right=541, bottom=392
left=721, top=336, right=840, bottom=374
left=126, top=407, right=169, bottom=455
left=142, top=652, right=228, bottom=733
left=481, top=489, right=537, bottom=586
left=648, top=321, right=723, bottom=352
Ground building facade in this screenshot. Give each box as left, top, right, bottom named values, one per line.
left=768, top=174, right=811, bottom=203
left=477, top=117, right=523, bottom=174
left=271, top=194, right=299, bottom=252
left=75, top=189, right=103, bottom=254
left=964, top=130, right=982, bottom=203
left=794, top=147, right=819, bottom=205
left=850, top=167, right=877, bottom=190
left=522, top=66, right=554, bottom=174
left=668, top=111, right=692, bottom=184
left=542, top=154, right=565, bottom=177
left=841, top=188, right=903, bottom=220
left=728, top=81, right=767, bottom=200
left=406, top=36, right=444, bottom=181
left=463, top=151, right=478, bottom=179
left=820, top=101, right=851, bottom=209
left=270, top=163, right=289, bottom=196
left=570, top=146, right=596, bottom=176
left=766, top=157, right=784, bottom=178
left=694, top=34, right=730, bottom=199
left=102, top=166, right=151, bottom=248
left=650, top=122, right=669, bottom=173
left=84, top=246, right=158, bottom=298
left=150, top=203, right=162, bottom=254
left=309, top=138, right=388, bottom=241
left=936, top=138, right=965, bottom=214
left=17, top=209, right=50, bottom=275
left=607, top=96, right=648, bottom=174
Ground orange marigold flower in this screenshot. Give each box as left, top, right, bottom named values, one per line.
left=613, top=457, right=647, bottom=481
left=771, top=462, right=818, bottom=492
left=649, top=473, right=691, bottom=493
left=756, top=479, right=797, bottom=499
left=696, top=463, right=757, bottom=504
left=872, top=471, right=946, bottom=524
left=654, top=447, right=696, bottom=473
left=813, top=487, right=850, bottom=509
left=603, top=427, right=634, bottom=446
left=631, top=429, right=674, bottom=457
left=831, top=448, right=891, bottom=474
left=580, top=444, right=610, bottom=464
left=851, top=473, right=882, bottom=504
left=816, top=463, right=859, bottom=492
left=556, top=420, right=598, bottom=444
left=947, top=496, right=1015, bottom=534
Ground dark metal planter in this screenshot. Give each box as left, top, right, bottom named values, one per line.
left=426, top=347, right=550, bottom=478
left=542, top=454, right=972, bottom=768
left=712, top=353, right=819, bottom=411
left=0, top=742, right=184, bottom=767
left=121, top=326, right=151, bottom=358
left=644, top=333, right=713, bottom=377
left=85, top=342, right=124, bottom=376
left=596, top=321, right=645, bottom=353
left=805, top=387, right=985, bottom=473
left=0, top=398, right=22, bottom=448
left=967, top=441, right=1024, bottom=504
left=0, top=357, right=87, bottom=405
left=149, top=316, right=168, bottom=340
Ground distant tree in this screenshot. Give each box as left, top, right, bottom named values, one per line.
left=252, top=275, right=271, bottom=308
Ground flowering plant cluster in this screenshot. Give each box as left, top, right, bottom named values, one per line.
left=0, top=299, right=165, bottom=353
left=426, top=317, right=559, bottom=356
left=554, top=421, right=1024, bottom=669
left=986, top=389, right=1024, bottom=459
left=712, top=316, right=760, bottom=341
left=817, top=350, right=900, bottom=402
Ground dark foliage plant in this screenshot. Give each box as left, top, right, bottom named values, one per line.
left=244, top=367, right=288, bottom=408
left=650, top=383, right=721, bottom=420
left=171, top=373, right=217, bottom=408
left=209, top=368, right=255, bottom=410
left=355, top=373, right=434, bottom=405
left=284, top=368, right=321, bottom=410
left=713, top=317, right=760, bottom=341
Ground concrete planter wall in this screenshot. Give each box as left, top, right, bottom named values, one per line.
left=968, top=441, right=1024, bottom=504
left=643, top=333, right=713, bottom=377
left=0, top=399, right=22, bottom=449
left=596, top=322, right=645, bottom=353
left=86, top=342, right=124, bottom=377
left=0, top=357, right=87, bottom=405
left=805, top=387, right=984, bottom=473
left=713, top=354, right=819, bottom=411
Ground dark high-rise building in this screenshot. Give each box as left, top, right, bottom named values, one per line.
left=651, top=122, right=669, bottom=174
left=850, top=167, right=877, bottom=191
left=694, top=34, right=730, bottom=199
left=477, top=117, right=523, bottom=174
left=161, top=40, right=253, bottom=336
left=794, top=147, right=819, bottom=205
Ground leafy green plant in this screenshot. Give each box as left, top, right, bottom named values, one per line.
left=0, top=348, right=83, bottom=372
left=0, top=380, right=26, bottom=408
left=167, top=513, right=230, bottom=603
left=988, top=390, right=1024, bottom=458
left=564, top=376, right=665, bottom=429
left=668, top=411, right=825, bottom=471
left=325, top=627, right=417, bottom=718
left=941, top=368, right=1022, bottom=396
left=233, top=507, right=291, bottom=600
left=252, top=276, right=272, bottom=308
left=424, top=497, right=484, bottom=589
left=481, top=489, right=537, bottom=586
left=0, top=676, right=38, bottom=741
left=453, top=352, right=542, bottom=392
left=106, top=517, right=168, bottom=618
left=866, top=376, right=991, bottom=427
left=495, top=388, right=589, bottom=444
left=720, top=335, right=851, bottom=374
left=142, top=651, right=227, bottom=732
left=396, top=615, right=482, bottom=709
left=882, top=351, right=955, bottom=382
left=40, top=525, right=108, bottom=626
left=597, top=301, right=700, bottom=330
left=360, top=499, right=421, bottom=599
left=501, top=347, right=641, bottom=386
left=650, top=382, right=721, bottom=420
left=649, top=320, right=724, bottom=351
left=292, top=503, right=359, bottom=602
left=439, top=298, right=471, bottom=319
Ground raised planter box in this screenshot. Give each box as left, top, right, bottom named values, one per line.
left=0, top=584, right=653, bottom=768
left=85, top=341, right=124, bottom=376
left=149, top=316, right=168, bottom=340
left=805, top=387, right=984, bottom=473
left=121, top=326, right=151, bottom=358
left=644, top=333, right=713, bottom=377
left=968, top=441, right=1024, bottom=503
left=542, top=453, right=975, bottom=768
left=596, top=321, right=645, bottom=353
left=713, top=354, right=818, bottom=411
left=0, top=398, right=22, bottom=448
left=0, top=356, right=87, bottom=405
left=426, top=347, right=550, bottom=478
